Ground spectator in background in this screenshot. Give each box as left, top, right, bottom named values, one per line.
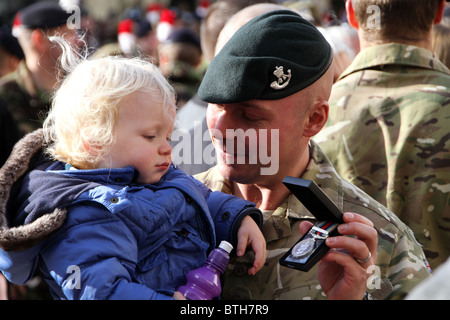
left=0, top=28, right=24, bottom=78
left=432, top=23, right=450, bottom=68
left=317, top=23, right=359, bottom=82
left=134, top=17, right=159, bottom=61
left=0, top=28, right=24, bottom=166
left=94, top=9, right=159, bottom=62
left=0, top=1, right=80, bottom=135
left=158, top=28, right=203, bottom=108
left=432, top=8, right=450, bottom=69
left=0, top=102, right=22, bottom=167
left=315, top=0, right=450, bottom=270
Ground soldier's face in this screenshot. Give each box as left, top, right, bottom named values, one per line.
left=206, top=92, right=311, bottom=185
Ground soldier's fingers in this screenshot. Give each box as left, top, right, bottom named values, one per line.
left=322, top=212, right=378, bottom=269
left=325, top=236, right=375, bottom=268
left=338, top=213, right=378, bottom=255
left=342, top=212, right=374, bottom=228
left=299, top=221, right=314, bottom=235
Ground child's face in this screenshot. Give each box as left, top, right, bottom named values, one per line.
left=97, top=90, right=174, bottom=184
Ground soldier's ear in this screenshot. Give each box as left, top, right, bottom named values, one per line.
left=303, top=101, right=329, bottom=138
left=30, top=29, right=47, bottom=53
left=433, top=0, right=446, bottom=25
left=345, top=0, right=359, bottom=30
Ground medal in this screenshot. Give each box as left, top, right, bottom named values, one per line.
left=290, top=221, right=339, bottom=259
left=291, top=237, right=315, bottom=258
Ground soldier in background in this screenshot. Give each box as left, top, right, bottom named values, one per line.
left=0, top=1, right=79, bottom=135
left=158, top=27, right=203, bottom=109
left=432, top=4, right=450, bottom=69
left=94, top=9, right=159, bottom=62
left=0, top=28, right=24, bottom=167
left=315, top=0, right=450, bottom=270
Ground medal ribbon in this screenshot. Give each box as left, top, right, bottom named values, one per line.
left=311, top=221, right=338, bottom=238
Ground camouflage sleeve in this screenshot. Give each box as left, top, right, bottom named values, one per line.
left=406, top=257, right=450, bottom=299
left=369, top=215, right=431, bottom=300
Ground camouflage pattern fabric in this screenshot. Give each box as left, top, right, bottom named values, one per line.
left=315, top=43, right=450, bottom=270
left=0, top=61, right=51, bottom=135
left=195, top=140, right=431, bottom=300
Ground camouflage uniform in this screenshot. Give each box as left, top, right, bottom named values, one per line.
left=0, top=61, right=52, bottom=135
left=195, top=140, right=431, bottom=300
left=315, top=43, right=450, bottom=270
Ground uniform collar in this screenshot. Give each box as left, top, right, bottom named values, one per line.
left=339, top=42, right=450, bottom=81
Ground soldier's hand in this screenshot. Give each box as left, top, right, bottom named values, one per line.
left=300, top=212, right=377, bottom=300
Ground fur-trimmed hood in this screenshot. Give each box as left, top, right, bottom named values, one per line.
left=0, top=129, right=97, bottom=253
left=0, top=129, right=67, bottom=252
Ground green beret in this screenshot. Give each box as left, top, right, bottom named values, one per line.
left=20, top=1, right=72, bottom=30
left=198, top=10, right=333, bottom=104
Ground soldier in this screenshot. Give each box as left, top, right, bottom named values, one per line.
left=158, top=28, right=204, bottom=109
left=195, top=9, right=431, bottom=300
left=94, top=13, right=159, bottom=62
left=314, top=0, right=450, bottom=270
left=0, top=28, right=24, bottom=78
left=0, top=1, right=79, bottom=135
left=0, top=29, right=24, bottom=167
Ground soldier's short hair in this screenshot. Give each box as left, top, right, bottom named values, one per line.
left=352, top=0, right=442, bottom=43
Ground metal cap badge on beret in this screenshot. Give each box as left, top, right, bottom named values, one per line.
left=198, top=10, right=333, bottom=104
left=20, top=1, right=72, bottom=30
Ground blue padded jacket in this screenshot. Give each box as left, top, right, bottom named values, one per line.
left=0, top=131, right=261, bottom=300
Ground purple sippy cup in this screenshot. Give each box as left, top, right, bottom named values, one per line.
left=178, top=240, right=233, bottom=300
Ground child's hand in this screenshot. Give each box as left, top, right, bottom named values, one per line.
left=236, top=216, right=266, bottom=275
left=173, top=291, right=187, bottom=300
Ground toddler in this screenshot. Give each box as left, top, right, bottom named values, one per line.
left=0, top=38, right=265, bottom=300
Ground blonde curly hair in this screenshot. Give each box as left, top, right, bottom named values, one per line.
left=43, top=37, right=176, bottom=169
